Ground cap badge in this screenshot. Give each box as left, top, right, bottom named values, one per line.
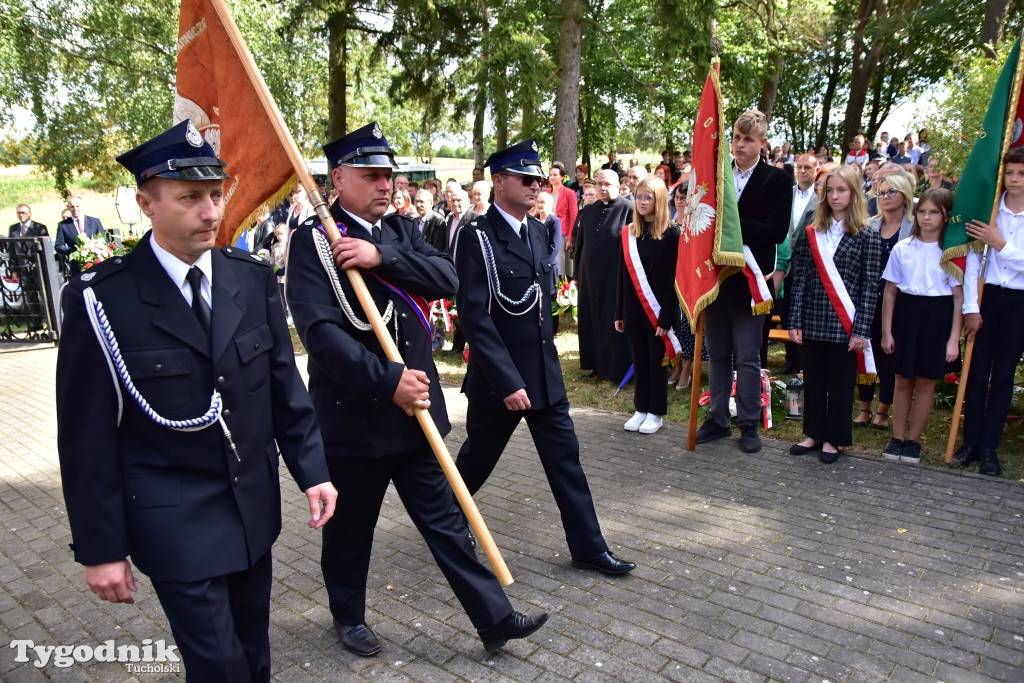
left=531, top=141, right=538, bottom=152
left=185, top=120, right=204, bottom=148
left=372, top=123, right=383, bottom=139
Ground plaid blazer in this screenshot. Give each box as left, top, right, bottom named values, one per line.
left=788, top=224, right=881, bottom=343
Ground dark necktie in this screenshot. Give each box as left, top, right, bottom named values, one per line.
left=186, top=266, right=212, bottom=337
left=520, top=223, right=531, bottom=255
left=372, top=225, right=381, bottom=243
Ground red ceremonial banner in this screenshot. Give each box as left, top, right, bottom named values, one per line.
left=674, top=61, right=745, bottom=332
left=175, top=0, right=295, bottom=246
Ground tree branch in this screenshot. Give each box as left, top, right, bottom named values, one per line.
left=582, top=17, right=661, bottom=89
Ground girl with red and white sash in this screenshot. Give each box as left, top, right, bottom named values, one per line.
left=614, top=177, right=681, bottom=434
left=788, top=165, right=881, bottom=463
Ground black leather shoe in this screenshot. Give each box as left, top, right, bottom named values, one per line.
left=571, top=551, right=636, bottom=575
left=789, top=442, right=819, bottom=456
left=951, top=442, right=979, bottom=468
left=819, top=449, right=840, bottom=464
left=979, top=449, right=1002, bottom=477
left=695, top=418, right=731, bottom=444
left=477, top=610, right=549, bottom=651
left=335, top=622, right=382, bottom=657
left=738, top=421, right=761, bottom=453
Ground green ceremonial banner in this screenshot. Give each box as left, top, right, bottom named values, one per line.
left=942, top=35, right=1024, bottom=282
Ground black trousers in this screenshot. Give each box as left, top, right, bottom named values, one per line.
left=625, top=324, right=669, bottom=416
left=321, top=449, right=512, bottom=629
left=150, top=551, right=273, bottom=683
left=802, top=339, right=857, bottom=446
left=963, top=285, right=1024, bottom=451
left=455, top=397, right=607, bottom=559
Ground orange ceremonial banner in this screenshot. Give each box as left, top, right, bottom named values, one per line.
left=175, top=0, right=295, bottom=246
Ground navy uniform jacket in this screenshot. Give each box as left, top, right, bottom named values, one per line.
left=55, top=216, right=105, bottom=256
left=285, top=204, right=456, bottom=457
left=455, top=206, right=562, bottom=409
left=56, top=233, right=329, bottom=583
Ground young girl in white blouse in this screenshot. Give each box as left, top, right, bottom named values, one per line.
left=879, top=188, right=963, bottom=463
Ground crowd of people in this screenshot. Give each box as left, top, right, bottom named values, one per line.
left=10, top=107, right=1020, bottom=679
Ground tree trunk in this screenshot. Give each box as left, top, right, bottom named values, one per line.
left=553, top=0, right=583, bottom=167
left=472, top=7, right=489, bottom=167
left=494, top=73, right=509, bottom=151
left=816, top=37, right=842, bottom=148
left=327, top=8, right=348, bottom=140
left=865, top=65, right=885, bottom=138
left=980, top=0, right=1010, bottom=58
left=581, top=95, right=591, bottom=173
left=758, top=53, right=784, bottom=122
left=843, top=0, right=887, bottom=147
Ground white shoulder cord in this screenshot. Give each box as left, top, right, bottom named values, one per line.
left=312, top=229, right=394, bottom=330
left=474, top=229, right=540, bottom=316
left=82, top=287, right=240, bottom=462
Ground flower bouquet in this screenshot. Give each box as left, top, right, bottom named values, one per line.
left=552, top=276, right=578, bottom=321
left=69, top=230, right=141, bottom=271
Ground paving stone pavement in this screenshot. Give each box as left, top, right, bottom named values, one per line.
left=1, top=345, right=1023, bottom=682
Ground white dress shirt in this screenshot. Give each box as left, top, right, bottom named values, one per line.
left=963, top=194, right=1024, bottom=314
left=150, top=236, right=213, bottom=309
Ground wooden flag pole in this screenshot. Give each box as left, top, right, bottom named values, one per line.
left=206, top=0, right=513, bottom=585
left=943, top=38, right=1024, bottom=465
left=687, top=312, right=706, bottom=450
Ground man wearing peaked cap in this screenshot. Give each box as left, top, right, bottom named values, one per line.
left=453, top=140, right=637, bottom=577
left=285, top=122, right=547, bottom=657
left=55, top=118, right=337, bottom=681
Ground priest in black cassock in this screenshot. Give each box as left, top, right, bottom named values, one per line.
left=572, top=168, right=634, bottom=381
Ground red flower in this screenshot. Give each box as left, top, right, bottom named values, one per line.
left=944, top=373, right=959, bottom=384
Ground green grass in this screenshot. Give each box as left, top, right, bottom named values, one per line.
left=0, top=166, right=132, bottom=235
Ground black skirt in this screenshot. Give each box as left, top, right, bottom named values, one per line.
left=891, top=293, right=953, bottom=380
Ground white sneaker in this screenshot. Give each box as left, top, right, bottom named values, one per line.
left=638, top=414, right=663, bottom=434
left=624, top=411, right=647, bottom=431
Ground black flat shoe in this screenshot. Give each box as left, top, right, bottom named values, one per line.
left=789, top=442, right=820, bottom=456
left=335, top=622, right=382, bottom=657
left=951, top=442, right=979, bottom=468
left=819, top=449, right=840, bottom=464
left=478, top=610, right=549, bottom=651
left=571, top=551, right=636, bottom=575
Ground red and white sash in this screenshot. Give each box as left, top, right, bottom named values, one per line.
left=622, top=228, right=681, bottom=362
left=805, top=227, right=876, bottom=384
left=741, top=246, right=773, bottom=315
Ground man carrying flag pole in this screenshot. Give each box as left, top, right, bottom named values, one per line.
left=944, top=31, right=1024, bottom=475
left=677, top=43, right=791, bottom=454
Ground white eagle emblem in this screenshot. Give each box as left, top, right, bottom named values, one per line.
left=372, top=123, right=383, bottom=139
left=1013, top=117, right=1023, bottom=146
left=680, top=169, right=715, bottom=243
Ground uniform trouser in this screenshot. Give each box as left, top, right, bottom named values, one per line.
left=963, top=285, right=1024, bottom=451
left=455, top=397, right=607, bottom=559
left=151, top=551, right=273, bottom=683
left=625, top=324, right=669, bottom=416
left=321, top=449, right=512, bottom=630
left=802, top=339, right=857, bottom=447
left=705, top=299, right=765, bottom=425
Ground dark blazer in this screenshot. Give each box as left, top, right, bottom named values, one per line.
left=418, top=211, right=447, bottom=251
left=439, top=209, right=479, bottom=256
left=455, top=206, right=562, bottom=409
left=8, top=220, right=48, bottom=238
left=789, top=224, right=881, bottom=343
left=56, top=233, right=328, bottom=583
left=615, top=224, right=681, bottom=330
left=286, top=203, right=457, bottom=457
left=719, top=161, right=793, bottom=310
left=55, top=215, right=105, bottom=256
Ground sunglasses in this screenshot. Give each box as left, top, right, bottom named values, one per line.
left=501, top=173, right=541, bottom=187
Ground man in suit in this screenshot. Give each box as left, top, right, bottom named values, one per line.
left=413, top=188, right=445, bottom=243
left=438, top=188, right=478, bottom=256
left=453, top=139, right=636, bottom=578
left=696, top=109, right=793, bottom=453
left=285, top=122, right=547, bottom=658
left=55, top=195, right=106, bottom=276
left=7, top=204, right=49, bottom=329
left=55, top=120, right=338, bottom=681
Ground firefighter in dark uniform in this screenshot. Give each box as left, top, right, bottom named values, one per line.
left=453, top=140, right=637, bottom=577
left=55, top=120, right=338, bottom=681
left=284, top=122, right=547, bottom=657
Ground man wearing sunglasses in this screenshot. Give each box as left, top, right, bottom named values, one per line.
left=453, top=140, right=636, bottom=578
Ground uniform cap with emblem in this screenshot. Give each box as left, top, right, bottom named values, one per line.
left=484, top=139, right=546, bottom=180
left=322, top=121, right=399, bottom=169
left=116, top=120, right=229, bottom=187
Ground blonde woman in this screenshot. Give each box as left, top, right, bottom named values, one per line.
left=788, top=164, right=881, bottom=463
left=854, top=171, right=914, bottom=429
left=614, top=177, right=680, bottom=434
